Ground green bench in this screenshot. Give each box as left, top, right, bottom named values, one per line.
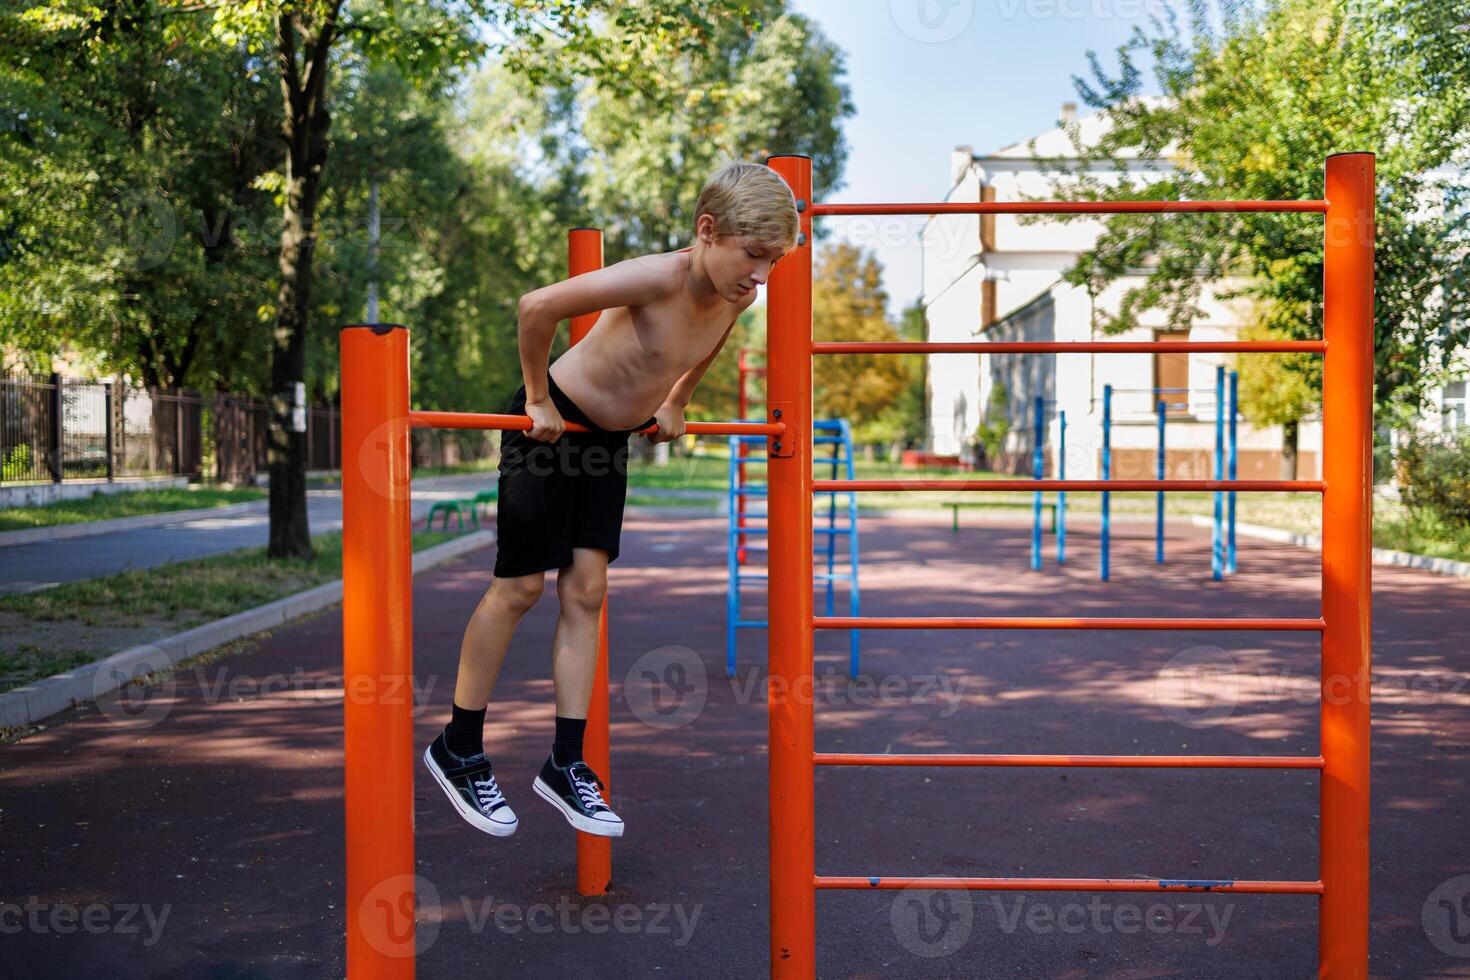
left=426, top=489, right=498, bottom=532
left=948, top=499, right=1057, bottom=533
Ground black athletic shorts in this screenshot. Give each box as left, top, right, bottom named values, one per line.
left=492, top=373, right=657, bottom=578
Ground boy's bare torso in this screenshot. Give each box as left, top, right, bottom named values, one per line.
left=548, top=249, right=751, bottom=430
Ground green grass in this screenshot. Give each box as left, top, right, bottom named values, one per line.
left=0, top=485, right=266, bottom=532
left=0, top=528, right=457, bottom=628
left=0, top=645, right=98, bottom=692
left=858, top=487, right=1325, bottom=531
left=298, top=446, right=1470, bottom=563
left=637, top=448, right=1470, bottom=563
left=1373, top=508, right=1470, bottom=562
left=0, top=528, right=460, bottom=694
left=308, top=456, right=501, bottom=487
left=625, top=493, right=719, bottom=511
left=626, top=450, right=1012, bottom=492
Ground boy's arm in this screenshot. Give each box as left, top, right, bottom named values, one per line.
left=517, top=259, right=675, bottom=403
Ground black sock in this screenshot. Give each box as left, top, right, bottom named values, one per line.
left=553, top=715, right=586, bottom=767
left=445, top=702, right=487, bottom=759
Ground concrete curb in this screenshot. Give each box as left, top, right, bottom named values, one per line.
left=0, top=499, right=269, bottom=549
left=0, top=529, right=495, bottom=729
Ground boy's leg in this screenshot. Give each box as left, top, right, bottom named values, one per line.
left=550, top=546, right=610, bottom=720
left=446, top=570, right=546, bottom=756
left=426, top=571, right=546, bottom=837
left=532, top=545, right=623, bottom=837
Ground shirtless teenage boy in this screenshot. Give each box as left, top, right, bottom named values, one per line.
left=424, top=162, right=800, bottom=838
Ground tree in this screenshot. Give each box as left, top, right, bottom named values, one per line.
left=1039, top=0, right=1470, bottom=428
left=1234, top=322, right=1317, bottom=477
left=450, top=0, right=853, bottom=444
left=811, top=244, right=912, bottom=426
left=186, top=0, right=763, bottom=558
left=0, top=2, right=280, bottom=392
left=573, top=0, right=854, bottom=260
left=857, top=299, right=926, bottom=454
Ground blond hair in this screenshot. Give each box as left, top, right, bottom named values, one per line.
left=693, top=162, right=799, bottom=252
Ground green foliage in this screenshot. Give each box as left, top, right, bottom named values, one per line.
left=574, top=1, right=853, bottom=256
left=2, top=444, right=32, bottom=482
left=854, top=300, right=926, bottom=447
left=0, top=1, right=282, bottom=390
left=0, top=0, right=853, bottom=528
left=0, top=485, right=265, bottom=531
left=1233, top=320, right=1317, bottom=428
left=975, top=381, right=1011, bottom=462
left=1041, top=0, right=1470, bottom=421
left=1397, top=430, right=1470, bottom=529
left=812, top=244, right=913, bottom=426
left=0, top=0, right=812, bottom=411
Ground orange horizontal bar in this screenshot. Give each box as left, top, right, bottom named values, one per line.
left=815, top=876, right=1325, bottom=895
left=814, top=753, right=1325, bottom=768
left=409, top=410, right=784, bottom=437
left=813, top=340, right=1326, bottom=355
left=810, top=200, right=1327, bottom=216
left=813, top=615, right=1325, bottom=631
left=813, top=479, right=1323, bottom=493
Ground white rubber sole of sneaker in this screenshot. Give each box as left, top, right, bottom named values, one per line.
left=423, top=745, right=518, bottom=837
left=532, top=776, right=625, bottom=837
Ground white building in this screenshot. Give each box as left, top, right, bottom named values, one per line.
left=920, top=102, right=1326, bottom=481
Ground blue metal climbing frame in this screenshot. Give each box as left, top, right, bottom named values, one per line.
left=726, top=418, right=862, bottom=677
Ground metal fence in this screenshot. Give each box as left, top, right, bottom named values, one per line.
left=1, top=371, right=340, bottom=485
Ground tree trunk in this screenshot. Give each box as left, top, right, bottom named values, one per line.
left=1281, top=418, right=1299, bottom=480
left=267, top=8, right=340, bottom=560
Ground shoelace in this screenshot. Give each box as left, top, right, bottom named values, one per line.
left=473, top=772, right=506, bottom=810
left=569, top=766, right=609, bottom=811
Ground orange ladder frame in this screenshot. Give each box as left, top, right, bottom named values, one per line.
left=762, top=152, right=1374, bottom=979
left=336, top=153, right=1372, bottom=979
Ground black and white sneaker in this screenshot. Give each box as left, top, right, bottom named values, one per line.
left=532, top=754, right=624, bottom=837
left=423, top=731, right=518, bottom=837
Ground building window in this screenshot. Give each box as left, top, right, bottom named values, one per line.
left=1153, top=331, right=1192, bottom=415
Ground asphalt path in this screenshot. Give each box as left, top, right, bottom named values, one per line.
left=0, top=474, right=500, bottom=594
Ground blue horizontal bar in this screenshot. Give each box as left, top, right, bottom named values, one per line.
left=734, top=573, right=855, bottom=581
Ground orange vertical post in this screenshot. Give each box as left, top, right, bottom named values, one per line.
left=1319, top=152, right=1374, bottom=979
left=569, top=228, right=613, bottom=896
left=765, top=155, right=816, bottom=979
left=340, top=324, right=416, bottom=979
